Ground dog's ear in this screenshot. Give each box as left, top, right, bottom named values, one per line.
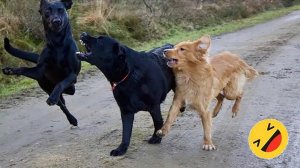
left=61, top=0, right=73, bottom=10
left=196, top=35, right=211, bottom=54
left=39, top=0, right=49, bottom=14
left=113, top=43, right=126, bottom=60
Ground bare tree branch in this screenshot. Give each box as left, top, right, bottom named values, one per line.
left=142, top=0, right=153, bottom=14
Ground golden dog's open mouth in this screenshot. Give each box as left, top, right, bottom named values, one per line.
left=166, top=58, right=178, bottom=68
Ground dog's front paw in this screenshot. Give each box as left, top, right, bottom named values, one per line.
left=110, top=144, right=128, bottom=156
left=156, top=129, right=167, bottom=138
left=148, top=135, right=162, bottom=144
left=46, top=96, right=59, bottom=106
left=70, top=125, right=79, bottom=129
left=202, top=142, right=216, bottom=151
left=68, top=116, right=78, bottom=127
left=2, top=67, right=14, bottom=75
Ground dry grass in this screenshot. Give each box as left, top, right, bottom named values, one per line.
left=0, top=0, right=43, bottom=39
left=0, top=0, right=288, bottom=44
left=0, top=0, right=299, bottom=90
left=77, top=0, right=115, bottom=35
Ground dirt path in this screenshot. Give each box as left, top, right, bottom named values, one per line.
left=1, top=11, right=300, bottom=168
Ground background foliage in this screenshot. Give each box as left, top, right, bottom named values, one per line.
left=0, top=0, right=299, bottom=85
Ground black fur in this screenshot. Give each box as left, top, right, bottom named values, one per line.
left=77, top=32, right=183, bottom=156
left=2, top=0, right=81, bottom=126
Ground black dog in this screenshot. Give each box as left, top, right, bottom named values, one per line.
left=77, top=32, right=184, bottom=156
left=2, top=0, right=81, bottom=126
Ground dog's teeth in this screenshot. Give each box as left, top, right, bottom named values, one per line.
left=76, top=52, right=83, bottom=56
left=80, top=40, right=84, bottom=45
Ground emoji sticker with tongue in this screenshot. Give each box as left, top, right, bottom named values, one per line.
left=248, top=119, right=288, bottom=159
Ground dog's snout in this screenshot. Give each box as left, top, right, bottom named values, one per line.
left=81, top=32, right=88, bottom=38
left=52, top=18, right=62, bottom=26
left=163, top=49, right=169, bottom=57
left=80, top=32, right=89, bottom=41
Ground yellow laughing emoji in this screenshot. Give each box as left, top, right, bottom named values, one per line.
left=248, top=119, right=288, bottom=159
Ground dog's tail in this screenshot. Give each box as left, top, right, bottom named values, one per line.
left=244, top=65, right=258, bottom=80
left=4, top=38, right=39, bottom=64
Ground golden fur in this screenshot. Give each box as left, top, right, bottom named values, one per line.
left=156, top=35, right=258, bottom=150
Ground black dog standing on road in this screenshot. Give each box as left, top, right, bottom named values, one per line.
left=2, top=0, right=81, bottom=126
left=77, top=32, right=184, bottom=156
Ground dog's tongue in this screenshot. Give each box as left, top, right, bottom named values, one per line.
left=76, top=52, right=88, bottom=60
left=76, top=52, right=84, bottom=57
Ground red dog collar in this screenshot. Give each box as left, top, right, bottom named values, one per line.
left=111, top=72, right=130, bottom=91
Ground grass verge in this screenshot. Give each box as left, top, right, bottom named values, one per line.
left=1, top=5, right=300, bottom=98
left=138, top=5, right=300, bottom=51
left=0, top=78, right=37, bottom=98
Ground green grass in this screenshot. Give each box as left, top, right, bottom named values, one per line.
left=137, top=5, right=300, bottom=51
left=1, top=5, right=300, bottom=99
left=0, top=78, right=37, bottom=98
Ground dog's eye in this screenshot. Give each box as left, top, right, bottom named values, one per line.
left=58, top=8, right=64, bottom=13
left=47, top=7, right=52, bottom=12
left=180, top=48, right=185, bottom=51
left=45, top=12, right=51, bottom=18
left=45, top=9, right=51, bottom=17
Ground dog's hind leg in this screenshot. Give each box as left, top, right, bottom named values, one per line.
left=224, top=74, right=246, bottom=117
left=2, top=66, right=43, bottom=80
left=148, top=105, right=163, bottom=144
left=38, top=82, right=77, bottom=126
left=4, top=38, right=39, bottom=63
left=212, top=93, right=225, bottom=118
left=232, top=94, right=242, bottom=118
left=57, top=95, right=78, bottom=127
left=110, top=112, right=134, bottom=156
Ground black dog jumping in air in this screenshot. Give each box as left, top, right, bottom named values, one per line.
left=2, top=0, right=81, bottom=126
left=77, top=32, right=185, bottom=156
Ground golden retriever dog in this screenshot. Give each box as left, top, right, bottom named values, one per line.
left=156, top=35, right=258, bottom=150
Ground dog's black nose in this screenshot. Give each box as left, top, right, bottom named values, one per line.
left=163, top=50, right=168, bottom=55
left=81, top=32, right=88, bottom=37
left=52, top=18, right=62, bottom=26
left=80, top=32, right=89, bottom=41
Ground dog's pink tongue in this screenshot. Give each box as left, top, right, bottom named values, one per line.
left=76, top=52, right=84, bottom=57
